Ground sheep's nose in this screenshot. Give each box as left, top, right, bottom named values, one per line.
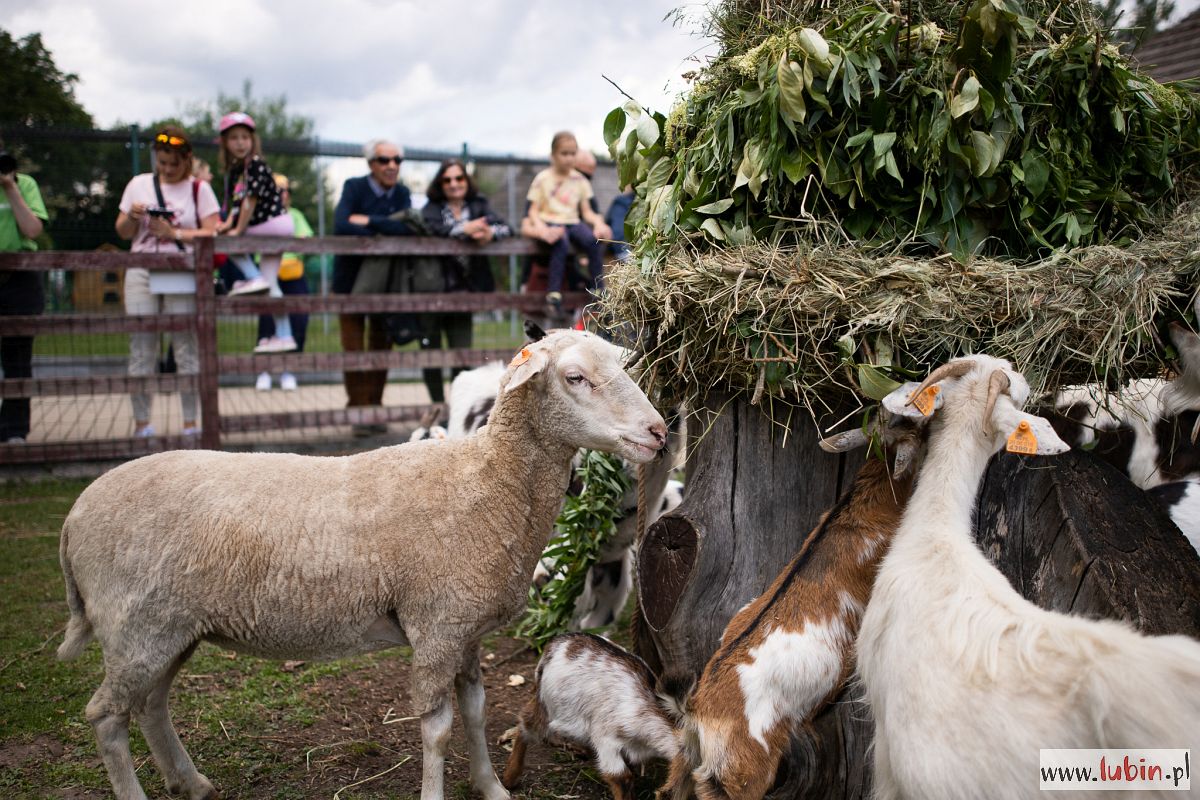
left=648, top=421, right=667, bottom=448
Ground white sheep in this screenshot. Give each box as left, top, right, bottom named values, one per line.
left=501, top=632, right=679, bottom=800
left=858, top=355, right=1200, bottom=800
left=57, top=329, right=667, bottom=800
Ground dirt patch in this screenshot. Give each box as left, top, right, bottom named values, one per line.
left=0, top=733, right=64, bottom=770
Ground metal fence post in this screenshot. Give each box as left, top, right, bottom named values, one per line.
left=193, top=237, right=220, bottom=450
left=506, top=163, right=519, bottom=338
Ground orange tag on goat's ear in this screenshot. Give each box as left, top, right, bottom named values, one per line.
left=909, top=384, right=940, bottom=416
left=1006, top=420, right=1038, bottom=454
left=509, top=348, right=531, bottom=367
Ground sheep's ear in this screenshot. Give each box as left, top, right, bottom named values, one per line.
left=893, top=439, right=918, bottom=476
left=819, top=428, right=870, bottom=453
left=882, top=381, right=943, bottom=420
left=999, top=410, right=1071, bottom=456
left=505, top=346, right=550, bottom=393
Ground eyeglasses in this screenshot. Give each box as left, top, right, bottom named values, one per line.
left=155, top=133, right=188, bottom=147
left=372, top=156, right=403, bottom=165
left=441, top=174, right=467, bottom=184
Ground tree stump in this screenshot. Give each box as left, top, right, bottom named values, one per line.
left=635, top=396, right=1200, bottom=800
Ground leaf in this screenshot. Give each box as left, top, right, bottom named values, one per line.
left=872, top=132, right=897, bottom=158
left=1020, top=151, right=1049, bottom=198
left=694, top=198, right=735, bottom=215
left=969, top=130, right=995, bottom=176
left=603, top=107, right=625, bottom=148
left=644, top=156, right=674, bottom=194
left=777, top=54, right=808, bottom=125
left=700, top=218, right=726, bottom=240
left=858, top=364, right=902, bottom=401
left=836, top=334, right=856, bottom=361
left=951, top=76, right=981, bottom=119
left=647, top=184, right=676, bottom=232
left=636, top=114, right=660, bottom=148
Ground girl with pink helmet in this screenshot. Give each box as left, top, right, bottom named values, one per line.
left=216, top=111, right=297, bottom=353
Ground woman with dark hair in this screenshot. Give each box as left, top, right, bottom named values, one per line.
left=115, top=125, right=221, bottom=438
left=418, top=159, right=511, bottom=402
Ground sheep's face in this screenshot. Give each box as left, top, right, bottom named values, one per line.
left=883, top=355, right=1069, bottom=457
left=504, top=331, right=667, bottom=463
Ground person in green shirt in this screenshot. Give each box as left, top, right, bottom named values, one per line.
left=0, top=140, right=49, bottom=443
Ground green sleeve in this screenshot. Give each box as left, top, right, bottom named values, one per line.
left=290, top=207, right=314, bottom=238
left=19, top=175, right=48, bottom=221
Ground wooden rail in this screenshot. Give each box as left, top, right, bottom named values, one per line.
left=0, top=235, right=591, bottom=464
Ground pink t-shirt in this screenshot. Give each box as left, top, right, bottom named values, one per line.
left=118, top=173, right=220, bottom=253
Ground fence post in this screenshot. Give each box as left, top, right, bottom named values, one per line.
left=506, top=163, right=519, bottom=338
left=130, top=124, right=140, bottom=175
left=193, top=238, right=220, bottom=450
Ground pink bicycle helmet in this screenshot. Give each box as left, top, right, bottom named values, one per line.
left=218, top=111, right=256, bottom=134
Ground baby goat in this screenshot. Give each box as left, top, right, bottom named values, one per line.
left=659, top=409, right=926, bottom=800
left=502, top=633, right=679, bottom=800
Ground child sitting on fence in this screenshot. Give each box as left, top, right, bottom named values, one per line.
left=522, top=131, right=611, bottom=315
left=216, top=111, right=297, bottom=354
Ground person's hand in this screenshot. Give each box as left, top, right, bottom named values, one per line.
left=148, top=216, right=175, bottom=240
left=224, top=228, right=241, bottom=238
left=0, top=172, right=16, bottom=191
left=540, top=226, right=565, bottom=245
left=470, top=224, right=494, bottom=243
left=593, top=222, right=613, bottom=241
left=349, top=213, right=371, bottom=227
left=128, top=203, right=148, bottom=222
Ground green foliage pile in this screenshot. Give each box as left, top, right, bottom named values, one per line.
left=515, top=450, right=631, bottom=651
left=608, top=0, right=1199, bottom=262
left=600, top=0, right=1200, bottom=415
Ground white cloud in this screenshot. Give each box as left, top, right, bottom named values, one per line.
left=2, top=0, right=713, bottom=157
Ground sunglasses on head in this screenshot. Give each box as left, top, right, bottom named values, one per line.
left=372, top=156, right=402, bottom=165
left=441, top=174, right=467, bottom=184
left=155, top=133, right=188, bottom=147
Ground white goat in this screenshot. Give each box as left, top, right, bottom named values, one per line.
left=57, top=330, right=667, bottom=800
left=1147, top=479, right=1200, bottom=556
left=501, top=632, right=679, bottom=800
left=858, top=356, right=1200, bottom=800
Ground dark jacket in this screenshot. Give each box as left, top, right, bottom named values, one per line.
left=332, top=176, right=413, bottom=294
left=420, top=196, right=511, bottom=293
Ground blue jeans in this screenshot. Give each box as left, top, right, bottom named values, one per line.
left=547, top=223, right=604, bottom=294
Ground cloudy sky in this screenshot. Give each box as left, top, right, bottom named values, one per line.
left=2, top=0, right=714, bottom=159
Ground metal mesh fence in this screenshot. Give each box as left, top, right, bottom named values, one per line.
left=0, top=127, right=619, bottom=461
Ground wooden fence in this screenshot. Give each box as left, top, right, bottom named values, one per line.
left=0, top=236, right=590, bottom=465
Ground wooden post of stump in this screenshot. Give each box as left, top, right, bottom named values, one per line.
left=635, top=397, right=1200, bottom=800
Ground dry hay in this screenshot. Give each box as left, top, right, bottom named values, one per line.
left=604, top=203, right=1200, bottom=422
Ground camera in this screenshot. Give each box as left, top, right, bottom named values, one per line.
left=0, top=151, right=16, bottom=175
left=145, top=206, right=174, bottom=219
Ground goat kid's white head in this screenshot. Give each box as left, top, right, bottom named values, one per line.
left=501, top=330, right=667, bottom=463
left=881, top=355, right=1070, bottom=457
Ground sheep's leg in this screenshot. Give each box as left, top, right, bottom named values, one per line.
left=87, top=668, right=154, bottom=800
left=419, top=697, right=454, bottom=800
left=455, top=654, right=510, bottom=800
left=135, top=644, right=215, bottom=800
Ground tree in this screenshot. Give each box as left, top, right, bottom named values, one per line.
left=0, top=30, right=92, bottom=128
left=1093, top=0, right=1177, bottom=50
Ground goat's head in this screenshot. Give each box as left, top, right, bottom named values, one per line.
left=880, top=355, right=1069, bottom=457
left=820, top=400, right=931, bottom=477
left=500, top=330, right=667, bottom=463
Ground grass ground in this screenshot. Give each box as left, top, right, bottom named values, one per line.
left=0, top=479, right=628, bottom=800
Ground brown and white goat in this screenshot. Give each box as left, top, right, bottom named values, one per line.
left=502, top=633, right=679, bottom=800
left=659, top=410, right=926, bottom=800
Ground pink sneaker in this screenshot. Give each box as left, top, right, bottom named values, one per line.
left=254, top=336, right=298, bottom=354
left=229, top=277, right=271, bottom=296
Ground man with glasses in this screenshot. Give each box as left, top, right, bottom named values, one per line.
left=333, top=140, right=412, bottom=427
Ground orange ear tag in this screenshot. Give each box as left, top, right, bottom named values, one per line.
left=909, top=384, right=940, bottom=416
left=1006, top=420, right=1039, bottom=454
left=509, top=348, right=531, bottom=368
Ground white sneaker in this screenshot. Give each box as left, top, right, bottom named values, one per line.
left=134, top=425, right=156, bottom=438
left=229, top=277, right=271, bottom=296
left=253, top=336, right=298, bottom=354
left=181, top=426, right=201, bottom=437
left=255, top=371, right=272, bottom=391
left=280, top=372, right=298, bottom=391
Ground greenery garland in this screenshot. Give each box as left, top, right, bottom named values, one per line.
left=514, top=450, right=632, bottom=652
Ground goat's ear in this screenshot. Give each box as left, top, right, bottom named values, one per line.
left=524, top=320, right=548, bottom=342
left=893, top=439, right=918, bottom=476
left=882, top=381, right=943, bottom=420
left=1169, top=322, right=1200, bottom=374
left=996, top=409, right=1071, bottom=456
left=820, top=428, right=870, bottom=453
left=505, top=346, right=550, bottom=393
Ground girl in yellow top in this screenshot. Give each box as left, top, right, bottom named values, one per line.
left=523, top=131, right=612, bottom=311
